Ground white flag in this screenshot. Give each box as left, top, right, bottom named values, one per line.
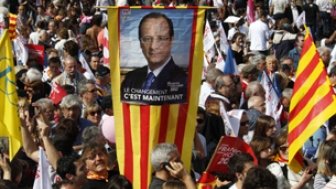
left=260, top=71, right=282, bottom=132
left=215, top=48, right=225, bottom=71
left=79, top=53, right=95, bottom=80
left=13, top=37, right=28, bottom=66
left=33, top=147, right=52, bottom=189
left=217, top=21, right=229, bottom=54
left=203, top=20, right=216, bottom=52
left=295, top=11, right=306, bottom=28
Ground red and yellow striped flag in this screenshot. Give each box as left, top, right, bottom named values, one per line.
left=8, top=13, right=17, bottom=40
left=288, top=27, right=336, bottom=172
left=108, top=7, right=206, bottom=189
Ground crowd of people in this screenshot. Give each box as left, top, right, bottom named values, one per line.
left=0, top=0, right=335, bottom=189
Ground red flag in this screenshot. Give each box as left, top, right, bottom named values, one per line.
left=247, top=0, right=255, bottom=24
left=49, top=82, right=67, bottom=105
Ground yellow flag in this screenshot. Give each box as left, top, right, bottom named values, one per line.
left=0, top=30, right=22, bottom=160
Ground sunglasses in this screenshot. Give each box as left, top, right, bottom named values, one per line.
left=89, top=111, right=101, bottom=116
left=279, top=146, right=288, bottom=152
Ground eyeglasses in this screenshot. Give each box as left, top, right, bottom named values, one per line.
left=140, top=36, right=171, bottom=44
left=88, top=89, right=97, bottom=93
left=279, top=146, right=288, bottom=152
left=89, top=111, right=101, bottom=116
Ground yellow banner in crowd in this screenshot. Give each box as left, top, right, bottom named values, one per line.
left=0, top=30, right=22, bottom=160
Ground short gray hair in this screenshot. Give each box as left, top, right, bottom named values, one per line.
left=206, top=67, right=223, bottom=83
left=59, top=94, right=82, bottom=109
left=245, top=81, right=265, bottom=98
left=250, top=54, right=266, bottom=66
left=82, top=126, right=104, bottom=145
left=33, top=98, right=54, bottom=111
left=151, top=143, right=179, bottom=171
left=78, top=79, right=96, bottom=95
left=26, top=68, right=42, bottom=82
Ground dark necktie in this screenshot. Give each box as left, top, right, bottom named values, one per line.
left=143, top=72, right=155, bottom=89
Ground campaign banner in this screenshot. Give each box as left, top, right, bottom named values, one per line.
left=108, top=7, right=205, bottom=189
left=118, top=9, right=196, bottom=105
left=206, top=136, right=258, bottom=174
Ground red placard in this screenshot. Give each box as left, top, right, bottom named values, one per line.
left=206, top=136, right=258, bottom=174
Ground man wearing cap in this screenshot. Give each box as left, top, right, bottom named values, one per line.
left=95, top=65, right=111, bottom=98
left=121, top=12, right=187, bottom=105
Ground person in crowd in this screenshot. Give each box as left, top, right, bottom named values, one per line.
left=242, top=167, right=278, bottom=189
left=198, top=66, right=223, bottom=109
left=227, top=152, right=255, bottom=189
left=149, top=143, right=195, bottom=189
left=288, top=33, right=304, bottom=71
left=249, top=53, right=266, bottom=72
left=95, top=65, right=111, bottom=98
left=240, top=64, right=259, bottom=98
left=318, top=46, right=332, bottom=68
left=248, top=9, right=271, bottom=56
left=83, top=104, right=102, bottom=127
left=191, top=107, right=207, bottom=175
left=53, top=56, right=87, bottom=94
left=84, top=52, right=102, bottom=80
left=58, top=94, right=93, bottom=146
left=42, top=56, right=62, bottom=83
left=108, top=175, right=133, bottom=189
left=314, top=140, right=336, bottom=189
left=24, top=68, right=51, bottom=104
left=252, top=115, right=277, bottom=141
left=250, top=137, right=273, bottom=168
left=267, top=130, right=315, bottom=189
left=86, top=14, right=103, bottom=52
left=78, top=80, right=98, bottom=115
left=205, top=74, right=235, bottom=114
left=245, top=81, right=266, bottom=100
left=78, top=142, right=117, bottom=189
left=230, top=32, right=246, bottom=65
left=319, top=139, right=336, bottom=188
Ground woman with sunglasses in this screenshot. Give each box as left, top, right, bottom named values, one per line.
left=84, top=104, right=103, bottom=127
left=267, top=130, right=314, bottom=189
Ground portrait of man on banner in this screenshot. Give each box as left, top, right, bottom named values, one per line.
left=120, top=10, right=193, bottom=105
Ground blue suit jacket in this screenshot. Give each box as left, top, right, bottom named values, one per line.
left=121, top=58, right=187, bottom=105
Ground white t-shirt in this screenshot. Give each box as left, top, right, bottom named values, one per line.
left=248, top=19, right=271, bottom=51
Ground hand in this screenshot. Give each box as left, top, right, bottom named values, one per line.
left=0, top=154, right=10, bottom=172
left=19, top=106, right=30, bottom=128
left=300, top=168, right=315, bottom=184
left=36, top=116, right=50, bottom=138
left=165, top=161, right=188, bottom=180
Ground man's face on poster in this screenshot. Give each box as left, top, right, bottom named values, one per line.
left=140, top=17, right=173, bottom=71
